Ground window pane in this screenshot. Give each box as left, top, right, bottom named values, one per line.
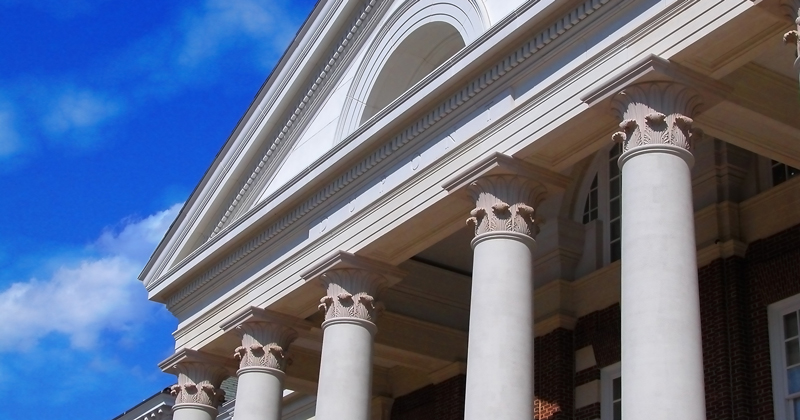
left=610, top=198, right=621, bottom=219
left=788, top=339, right=800, bottom=366
left=786, top=312, right=799, bottom=339
left=610, top=220, right=621, bottom=239
left=613, top=377, right=621, bottom=400
left=794, top=398, right=800, bottom=420
left=610, top=178, right=620, bottom=198
left=584, top=197, right=590, bottom=213
left=591, top=209, right=598, bottom=221
left=610, top=159, right=620, bottom=177
left=789, top=365, right=800, bottom=394
left=583, top=213, right=589, bottom=224
left=611, top=241, right=621, bottom=262
left=591, top=174, right=598, bottom=189
left=590, top=189, right=598, bottom=208
left=613, top=401, right=622, bottom=420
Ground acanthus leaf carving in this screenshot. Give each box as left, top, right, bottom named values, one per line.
left=466, top=176, right=546, bottom=238
left=319, top=269, right=386, bottom=322
left=170, top=362, right=229, bottom=407
left=610, top=83, right=703, bottom=152
left=234, top=322, right=298, bottom=371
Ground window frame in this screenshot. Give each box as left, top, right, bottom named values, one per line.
left=768, top=293, right=800, bottom=420
left=574, top=144, right=623, bottom=266
left=600, top=361, right=621, bottom=420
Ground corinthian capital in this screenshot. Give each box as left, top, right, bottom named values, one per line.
left=466, top=175, right=547, bottom=238
left=221, top=306, right=304, bottom=372
left=300, top=251, right=405, bottom=324
left=234, top=322, right=298, bottom=371
left=610, top=82, right=704, bottom=152
left=318, top=269, right=385, bottom=322
left=159, top=350, right=233, bottom=408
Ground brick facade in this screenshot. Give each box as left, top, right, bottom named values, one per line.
left=391, top=224, right=800, bottom=419
left=391, top=375, right=466, bottom=420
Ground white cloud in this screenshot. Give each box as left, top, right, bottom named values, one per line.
left=0, top=204, right=181, bottom=351
left=177, top=0, right=295, bottom=68
left=42, top=88, right=122, bottom=140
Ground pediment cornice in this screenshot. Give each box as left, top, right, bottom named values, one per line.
left=145, top=0, right=618, bottom=307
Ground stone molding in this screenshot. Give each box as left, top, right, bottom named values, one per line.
left=159, top=349, right=236, bottom=408
left=466, top=175, right=547, bottom=238
left=610, top=82, right=704, bottom=153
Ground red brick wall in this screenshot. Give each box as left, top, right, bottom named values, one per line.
left=390, top=374, right=466, bottom=420
left=534, top=328, right=574, bottom=420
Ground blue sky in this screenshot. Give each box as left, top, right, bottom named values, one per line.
left=0, top=0, right=317, bottom=418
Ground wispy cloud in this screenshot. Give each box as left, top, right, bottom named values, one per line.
left=0, top=203, right=181, bottom=351
left=0, top=100, right=21, bottom=158
left=177, top=0, right=295, bottom=69
left=42, top=88, right=123, bottom=147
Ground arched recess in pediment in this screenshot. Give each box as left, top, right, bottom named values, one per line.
left=335, top=0, right=489, bottom=141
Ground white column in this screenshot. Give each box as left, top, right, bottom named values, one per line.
left=161, top=350, right=231, bottom=420
left=314, top=268, right=387, bottom=420
left=463, top=175, right=546, bottom=420
left=782, top=0, right=800, bottom=87
left=231, top=318, right=298, bottom=420
left=611, top=82, right=706, bottom=420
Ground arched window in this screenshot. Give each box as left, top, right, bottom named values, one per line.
left=577, top=143, right=624, bottom=267
left=360, top=22, right=465, bottom=123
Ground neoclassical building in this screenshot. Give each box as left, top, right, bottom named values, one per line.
left=139, top=0, right=800, bottom=419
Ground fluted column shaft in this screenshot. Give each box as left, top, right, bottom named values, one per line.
left=232, top=321, right=298, bottom=420
left=463, top=175, right=545, bottom=420
left=612, top=82, right=706, bottom=420
left=314, top=269, right=386, bottom=420
left=169, top=361, right=229, bottom=420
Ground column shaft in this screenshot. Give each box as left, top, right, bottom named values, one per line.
left=620, top=146, right=705, bottom=420
left=313, top=266, right=389, bottom=420
left=462, top=175, right=544, bottom=420
left=235, top=368, right=284, bottom=420
left=315, top=318, right=376, bottom=420
left=465, top=231, right=535, bottom=419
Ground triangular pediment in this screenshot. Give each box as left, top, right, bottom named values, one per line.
left=140, top=0, right=495, bottom=290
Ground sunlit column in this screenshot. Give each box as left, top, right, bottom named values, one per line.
left=611, top=82, right=706, bottom=420
left=463, top=175, right=546, bottom=420
left=312, top=260, right=394, bottom=420
left=222, top=308, right=299, bottom=420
